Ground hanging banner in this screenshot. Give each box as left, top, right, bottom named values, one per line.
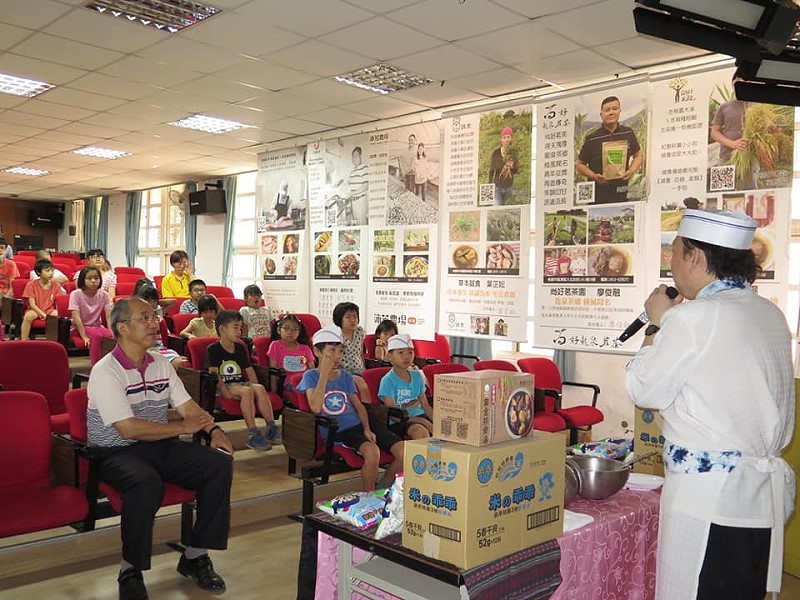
left=438, top=106, right=532, bottom=341
left=256, top=147, right=308, bottom=314
left=650, top=67, right=791, bottom=311
left=534, top=83, right=651, bottom=352
left=366, top=123, right=442, bottom=340
left=307, top=139, right=369, bottom=324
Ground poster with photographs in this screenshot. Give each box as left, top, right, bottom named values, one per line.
left=438, top=106, right=532, bottom=342
left=256, top=147, right=308, bottom=314
left=650, top=67, right=790, bottom=310
left=534, top=83, right=652, bottom=353
left=367, top=225, right=438, bottom=340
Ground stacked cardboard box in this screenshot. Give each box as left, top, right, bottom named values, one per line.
left=403, top=370, right=565, bottom=569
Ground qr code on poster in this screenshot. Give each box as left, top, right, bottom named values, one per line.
left=479, top=183, right=495, bottom=206
left=709, top=165, right=736, bottom=191
left=576, top=181, right=595, bottom=204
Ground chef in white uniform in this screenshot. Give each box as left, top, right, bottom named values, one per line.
left=626, top=209, right=795, bottom=599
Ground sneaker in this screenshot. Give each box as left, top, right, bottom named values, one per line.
left=267, top=423, right=283, bottom=445
left=246, top=431, right=272, bottom=452
left=177, top=554, right=226, bottom=591
left=118, top=567, right=148, bottom=600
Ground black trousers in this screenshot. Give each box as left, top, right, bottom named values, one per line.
left=697, top=523, right=771, bottom=600
left=99, top=438, right=233, bottom=570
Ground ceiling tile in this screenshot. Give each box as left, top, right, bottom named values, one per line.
left=450, top=67, right=546, bottom=97
left=388, top=0, right=525, bottom=41
left=516, top=49, right=629, bottom=86
left=391, top=45, right=500, bottom=81
left=35, top=130, right=101, bottom=146
left=15, top=99, right=96, bottom=121
left=219, top=58, right=318, bottom=91
left=136, top=38, right=245, bottom=74
left=0, top=53, right=87, bottom=85
left=597, top=36, right=709, bottom=69
left=539, top=0, right=637, bottom=48
left=65, top=73, right=155, bottom=101
left=456, top=22, right=579, bottom=66
left=180, top=13, right=304, bottom=56
left=345, top=0, right=422, bottom=13
left=39, top=87, right=126, bottom=112
left=266, top=41, right=370, bottom=78
left=107, top=100, right=187, bottom=124
left=258, top=117, right=327, bottom=136
left=44, top=9, right=168, bottom=54
left=170, top=77, right=263, bottom=105
left=237, top=1, right=372, bottom=37
left=0, top=110, right=70, bottom=130
left=391, top=84, right=485, bottom=108
left=14, top=138, right=76, bottom=153
left=12, top=33, right=124, bottom=70
left=56, top=122, right=132, bottom=139
left=304, top=107, right=375, bottom=128
left=320, top=17, right=443, bottom=61
left=0, top=94, right=28, bottom=110
left=490, top=0, right=602, bottom=18
left=282, top=78, right=377, bottom=106
left=100, top=56, right=202, bottom=87
left=0, top=0, right=72, bottom=29
left=345, top=96, right=428, bottom=119
left=0, top=22, right=34, bottom=51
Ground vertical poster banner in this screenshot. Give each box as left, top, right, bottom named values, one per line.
left=439, top=106, right=532, bottom=341
left=256, top=148, right=308, bottom=314
left=534, top=83, right=651, bottom=352
left=307, top=138, right=368, bottom=325
left=367, top=123, right=442, bottom=340
left=651, top=68, right=791, bottom=311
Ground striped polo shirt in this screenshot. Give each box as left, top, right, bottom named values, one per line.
left=87, top=344, right=191, bottom=447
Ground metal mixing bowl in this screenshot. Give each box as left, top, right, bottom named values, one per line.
left=566, top=455, right=629, bottom=500
left=564, top=461, right=579, bottom=506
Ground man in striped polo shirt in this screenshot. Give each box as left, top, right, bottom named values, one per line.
left=88, top=297, right=234, bottom=600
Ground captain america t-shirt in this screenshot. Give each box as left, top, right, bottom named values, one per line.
left=297, top=369, right=361, bottom=434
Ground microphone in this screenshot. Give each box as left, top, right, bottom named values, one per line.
left=618, top=286, right=679, bottom=342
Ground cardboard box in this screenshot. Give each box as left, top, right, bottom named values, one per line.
left=403, top=434, right=564, bottom=570
left=633, top=407, right=664, bottom=476
left=433, top=370, right=535, bottom=446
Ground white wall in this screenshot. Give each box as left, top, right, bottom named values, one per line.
left=574, top=351, right=636, bottom=440
left=107, top=193, right=126, bottom=269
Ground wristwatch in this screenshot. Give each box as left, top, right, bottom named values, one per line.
left=644, top=324, right=660, bottom=336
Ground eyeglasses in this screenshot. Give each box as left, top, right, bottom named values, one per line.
left=123, top=314, right=159, bottom=323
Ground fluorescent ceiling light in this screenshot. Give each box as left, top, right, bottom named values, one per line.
left=334, top=63, right=434, bottom=95
left=4, top=167, right=50, bottom=176
left=0, top=72, right=54, bottom=97
left=168, top=114, right=250, bottom=133
left=660, top=0, right=765, bottom=30
left=71, top=146, right=132, bottom=159
left=85, top=0, right=220, bottom=33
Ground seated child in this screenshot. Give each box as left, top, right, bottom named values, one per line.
left=69, top=265, right=113, bottom=364
left=297, top=326, right=404, bottom=491
left=373, top=319, right=398, bottom=362
left=21, top=258, right=63, bottom=340
left=0, top=237, right=19, bottom=300
left=137, top=286, right=187, bottom=371
left=378, top=334, right=433, bottom=439
left=332, top=301, right=370, bottom=402
left=29, top=250, right=68, bottom=284
left=206, top=310, right=282, bottom=452
left=239, top=284, right=273, bottom=339
left=73, top=249, right=116, bottom=297
left=266, top=314, right=315, bottom=392
left=179, top=279, right=206, bottom=313
left=179, top=295, right=218, bottom=339
left=161, top=249, right=193, bottom=299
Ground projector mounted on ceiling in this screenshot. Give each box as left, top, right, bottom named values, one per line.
left=634, top=0, right=800, bottom=105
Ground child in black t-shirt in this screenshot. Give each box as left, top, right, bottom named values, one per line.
left=207, top=310, right=282, bottom=452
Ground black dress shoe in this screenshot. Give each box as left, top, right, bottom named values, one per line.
left=118, top=568, right=148, bottom=600
left=177, top=554, right=226, bottom=591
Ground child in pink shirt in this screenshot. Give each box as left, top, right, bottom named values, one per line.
left=266, top=314, right=315, bottom=392
left=69, top=265, right=113, bottom=364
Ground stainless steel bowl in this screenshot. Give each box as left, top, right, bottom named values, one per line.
left=564, top=462, right=579, bottom=506
left=566, top=455, right=629, bottom=500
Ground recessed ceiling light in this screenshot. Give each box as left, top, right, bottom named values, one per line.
left=168, top=114, right=250, bottom=133
left=4, top=167, right=50, bottom=176
left=333, top=63, right=434, bottom=95
left=0, top=72, right=54, bottom=97
left=85, top=0, right=220, bottom=33
left=71, top=146, right=132, bottom=159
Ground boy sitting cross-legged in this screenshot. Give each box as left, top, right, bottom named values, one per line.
left=297, top=326, right=404, bottom=491
left=206, top=310, right=282, bottom=452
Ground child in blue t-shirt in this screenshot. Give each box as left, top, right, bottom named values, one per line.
left=297, top=325, right=403, bottom=491
left=378, top=334, right=433, bottom=439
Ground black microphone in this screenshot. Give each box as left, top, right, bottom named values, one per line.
left=618, top=286, right=679, bottom=342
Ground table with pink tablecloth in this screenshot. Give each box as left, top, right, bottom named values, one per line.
left=312, top=489, right=660, bottom=600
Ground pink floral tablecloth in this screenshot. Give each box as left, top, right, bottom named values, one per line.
left=314, top=489, right=660, bottom=600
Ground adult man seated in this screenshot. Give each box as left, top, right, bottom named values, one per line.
left=87, top=296, right=234, bottom=600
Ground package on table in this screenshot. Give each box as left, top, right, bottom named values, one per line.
left=432, top=369, right=535, bottom=447
left=633, top=407, right=664, bottom=477
left=403, top=434, right=564, bottom=570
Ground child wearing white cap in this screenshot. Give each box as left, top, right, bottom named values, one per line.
left=297, top=326, right=405, bottom=491
left=378, top=334, right=433, bottom=439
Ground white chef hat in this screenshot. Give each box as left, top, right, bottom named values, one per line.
left=677, top=209, right=757, bottom=250
left=386, top=333, right=413, bottom=352
left=313, top=325, right=343, bottom=345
